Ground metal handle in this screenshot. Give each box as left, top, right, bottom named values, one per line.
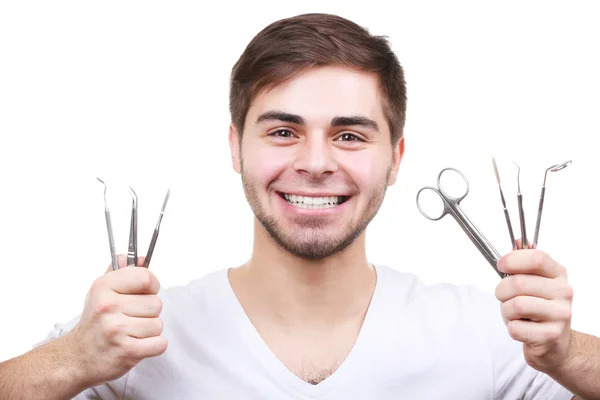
left=104, top=209, right=118, bottom=271
left=532, top=186, right=546, bottom=248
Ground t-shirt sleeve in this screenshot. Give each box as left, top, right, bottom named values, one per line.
left=474, top=289, right=574, bottom=400
left=33, top=315, right=130, bottom=400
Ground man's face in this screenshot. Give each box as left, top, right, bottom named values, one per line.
left=229, top=65, right=404, bottom=260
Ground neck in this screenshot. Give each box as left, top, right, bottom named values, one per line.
left=229, top=219, right=377, bottom=326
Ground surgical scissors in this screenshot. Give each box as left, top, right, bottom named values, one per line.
left=97, top=178, right=170, bottom=270
left=416, top=168, right=507, bottom=278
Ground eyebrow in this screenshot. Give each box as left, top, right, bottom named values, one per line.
left=255, top=111, right=379, bottom=132
left=256, top=111, right=305, bottom=125
left=331, top=116, right=379, bottom=132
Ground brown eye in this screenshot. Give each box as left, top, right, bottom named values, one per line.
left=271, top=129, right=295, bottom=138
left=337, top=133, right=363, bottom=142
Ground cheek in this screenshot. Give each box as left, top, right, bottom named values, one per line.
left=243, top=143, right=290, bottom=185
left=338, top=150, right=387, bottom=189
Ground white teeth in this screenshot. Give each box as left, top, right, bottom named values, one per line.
left=282, top=194, right=345, bottom=209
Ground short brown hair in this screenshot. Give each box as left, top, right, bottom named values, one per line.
left=229, top=13, right=407, bottom=145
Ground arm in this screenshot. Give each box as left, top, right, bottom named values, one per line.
left=548, top=330, right=600, bottom=400
left=0, top=333, right=90, bottom=400
left=0, top=256, right=166, bottom=400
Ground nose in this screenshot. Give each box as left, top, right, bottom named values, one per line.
left=292, top=134, right=338, bottom=178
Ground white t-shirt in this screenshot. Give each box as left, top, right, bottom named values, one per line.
left=37, top=264, right=574, bottom=399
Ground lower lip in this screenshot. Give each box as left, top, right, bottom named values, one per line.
left=277, top=194, right=350, bottom=216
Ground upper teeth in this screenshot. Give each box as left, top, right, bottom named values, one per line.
left=283, top=194, right=342, bottom=208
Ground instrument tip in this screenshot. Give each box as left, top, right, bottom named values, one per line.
left=128, top=186, right=138, bottom=203
left=492, top=156, right=501, bottom=184
left=161, top=189, right=170, bottom=212
left=550, top=159, right=572, bottom=172
left=512, top=160, right=521, bottom=192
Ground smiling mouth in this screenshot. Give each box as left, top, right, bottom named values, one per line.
left=278, top=192, right=350, bottom=209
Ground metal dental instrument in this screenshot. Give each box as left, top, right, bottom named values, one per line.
left=127, top=186, right=138, bottom=267
left=143, top=189, right=170, bottom=269
left=492, top=156, right=517, bottom=250
left=514, top=161, right=528, bottom=249
left=416, top=167, right=507, bottom=278
left=532, top=160, right=572, bottom=248
left=97, top=178, right=119, bottom=271
left=97, top=181, right=170, bottom=270
left=418, top=160, right=571, bottom=279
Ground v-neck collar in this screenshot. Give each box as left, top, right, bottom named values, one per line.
left=220, top=264, right=387, bottom=399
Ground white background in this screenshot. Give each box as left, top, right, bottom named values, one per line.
left=1, top=1, right=598, bottom=362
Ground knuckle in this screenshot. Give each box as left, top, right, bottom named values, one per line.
left=507, top=321, right=518, bottom=339
left=94, top=298, right=117, bottom=316
left=560, top=305, right=572, bottom=322
left=153, top=296, right=163, bottom=315
left=512, top=274, right=528, bottom=293
left=101, top=316, right=122, bottom=338
left=532, top=251, right=546, bottom=271
left=500, top=301, right=511, bottom=318
left=155, top=318, right=164, bottom=335
left=562, top=284, right=574, bottom=301
left=137, top=269, right=154, bottom=290
left=149, top=336, right=168, bottom=356
left=145, top=295, right=162, bottom=315
left=512, top=297, right=525, bottom=315
left=547, top=324, right=562, bottom=343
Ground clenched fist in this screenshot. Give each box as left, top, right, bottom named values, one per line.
left=66, top=255, right=168, bottom=388
left=495, top=242, right=573, bottom=374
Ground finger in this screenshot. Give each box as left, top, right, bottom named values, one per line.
left=125, top=335, right=168, bottom=360
left=501, top=295, right=571, bottom=322
left=498, top=249, right=565, bottom=279
left=507, top=319, right=564, bottom=347
left=105, top=267, right=161, bottom=295
left=125, top=317, right=164, bottom=339
left=514, top=238, right=533, bottom=250
left=119, top=294, right=163, bottom=318
left=495, top=274, right=572, bottom=302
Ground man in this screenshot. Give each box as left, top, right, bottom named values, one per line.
left=0, top=13, right=598, bottom=399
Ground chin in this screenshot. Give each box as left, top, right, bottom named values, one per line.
left=259, top=212, right=366, bottom=261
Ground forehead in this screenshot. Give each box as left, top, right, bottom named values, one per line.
left=247, top=66, right=387, bottom=127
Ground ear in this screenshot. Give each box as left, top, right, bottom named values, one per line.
left=229, top=123, right=242, bottom=174
left=387, top=137, right=405, bottom=186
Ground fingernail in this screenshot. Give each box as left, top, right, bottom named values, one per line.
left=497, top=259, right=505, bottom=272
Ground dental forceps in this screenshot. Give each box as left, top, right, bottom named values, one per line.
left=97, top=178, right=170, bottom=270
left=416, top=168, right=507, bottom=278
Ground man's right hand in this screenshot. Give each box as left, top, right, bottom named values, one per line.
left=67, top=255, right=168, bottom=387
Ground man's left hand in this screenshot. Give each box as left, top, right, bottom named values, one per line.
left=495, top=246, right=574, bottom=373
